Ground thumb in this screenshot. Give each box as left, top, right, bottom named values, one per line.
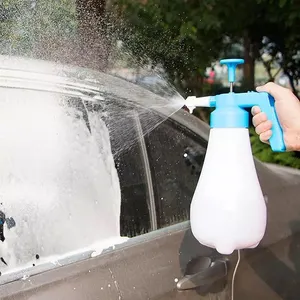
left=256, top=82, right=287, bottom=101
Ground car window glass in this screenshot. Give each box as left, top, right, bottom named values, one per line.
left=100, top=98, right=153, bottom=237
left=143, top=117, right=207, bottom=228
left=0, top=89, right=153, bottom=284
left=113, top=136, right=152, bottom=238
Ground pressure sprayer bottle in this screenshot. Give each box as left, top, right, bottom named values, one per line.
left=185, top=58, right=286, bottom=255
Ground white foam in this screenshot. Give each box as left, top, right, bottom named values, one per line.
left=0, top=87, right=123, bottom=274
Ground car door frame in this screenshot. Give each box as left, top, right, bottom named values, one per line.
left=1, top=111, right=232, bottom=300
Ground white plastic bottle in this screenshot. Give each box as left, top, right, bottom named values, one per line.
left=190, top=128, right=266, bottom=255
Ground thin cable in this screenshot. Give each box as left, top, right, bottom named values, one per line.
left=231, top=249, right=241, bottom=300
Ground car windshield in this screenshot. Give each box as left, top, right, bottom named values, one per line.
left=0, top=55, right=183, bottom=284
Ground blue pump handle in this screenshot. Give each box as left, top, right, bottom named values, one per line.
left=220, top=58, right=244, bottom=83
left=210, top=91, right=285, bottom=152
left=234, top=91, right=286, bottom=152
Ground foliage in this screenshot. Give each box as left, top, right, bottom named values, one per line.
left=255, top=0, right=300, bottom=95
left=0, top=0, right=77, bottom=60
left=114, top=0, right=225, bottom=97
left=115, top=0, right=300, bottom=92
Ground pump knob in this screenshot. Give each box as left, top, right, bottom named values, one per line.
left=220, top=58, right=244, bottom=83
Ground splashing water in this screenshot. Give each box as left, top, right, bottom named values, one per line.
left=97, top=73, right=186, bottom=156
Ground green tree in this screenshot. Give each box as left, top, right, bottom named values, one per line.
left=115, top=0, right=300, bottom=92
left=0, top=0, right=113, bottom=70
left=0, top=0, right=77, bottom=61
left=257, top=0, right=300, bottom=96
left=114, top=0, right=225, bottom=97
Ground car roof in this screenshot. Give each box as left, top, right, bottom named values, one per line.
left=0, top=55, right=208, bottom=128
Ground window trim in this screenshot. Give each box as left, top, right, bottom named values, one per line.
left=133, top=112, right=158, bottom=231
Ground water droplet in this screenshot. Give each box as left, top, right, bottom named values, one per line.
left=174, top=278, right=178, bottom=283
left=22, top=274, right=30, bottom=280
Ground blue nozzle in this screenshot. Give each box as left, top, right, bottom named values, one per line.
left=220, top=58, right=244, bottom=83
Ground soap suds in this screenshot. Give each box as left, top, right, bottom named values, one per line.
left=0, top=88, right=124, bottom=278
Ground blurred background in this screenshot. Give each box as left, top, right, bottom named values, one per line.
left=1, top=0, right=300, bottom=168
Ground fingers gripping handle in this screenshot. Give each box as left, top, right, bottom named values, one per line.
left=257, top=93, right=286, bottom=152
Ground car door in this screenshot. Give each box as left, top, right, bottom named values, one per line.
left=101, top=109, right=230, bottom=300
left=233, top=161, right=300, bottom=300
left=139, top=115, right=232, bottom=300
left=84, top=112, right=232, bottom=300
left=0, top=107, right=232, bottom=300
left=160, top=115, right=300, bottom=300
left=139, top=111, right=300, bottom=300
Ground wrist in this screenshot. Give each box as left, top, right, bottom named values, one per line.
left=284, top=130, right=300, bottom=151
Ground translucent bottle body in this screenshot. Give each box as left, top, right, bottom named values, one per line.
left=190, top=128, right=267, bottom=255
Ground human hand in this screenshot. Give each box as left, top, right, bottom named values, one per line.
left=251, top=82, right=300, bottom=151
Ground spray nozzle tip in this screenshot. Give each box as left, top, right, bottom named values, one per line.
left=185, top=96, right=212, bottom=113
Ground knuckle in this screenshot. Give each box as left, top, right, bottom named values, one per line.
left=255, top=125, right=262, bottom=135
left=264, top=120, right=272, bottom=130
left=257, top=125, right=267, bottom=135
left=253, top=113, right=266, bottom=127
left=259, top=132, right=270, bottom=143
left=253, top=113, right=260, bottom=122
left=265, top=82, right=275, bottom=89
left=259, top=134, right=266, bottom=143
